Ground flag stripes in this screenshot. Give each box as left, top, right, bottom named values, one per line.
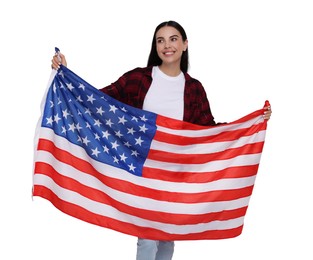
left=33, top=66, right=268, bottom=240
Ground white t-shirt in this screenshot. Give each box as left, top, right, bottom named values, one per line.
left=142, top=66, right=185, bottom=120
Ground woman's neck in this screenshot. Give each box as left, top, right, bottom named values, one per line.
left=158, top=63, right=181, bottom=77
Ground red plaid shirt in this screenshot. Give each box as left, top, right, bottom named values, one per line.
left=100, top=66, right=216, bottom=126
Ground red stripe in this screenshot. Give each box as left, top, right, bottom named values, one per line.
left=37, top=138, right=254, bottom=203
left=33, top=185, right=244, bottom=240
left=34, top=163, right=249, bottom=224
left=156, top=109, right=264, bottom=130
left=147, top=142, right=264, bottom=164
left=154, top=122, right=266, bottom=145
left=143, top=165, right=259, bottom=182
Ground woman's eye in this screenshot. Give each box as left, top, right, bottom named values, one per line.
left=171, top=37, right=177, bottom=42
left=157, top=39, right=164, bottom=43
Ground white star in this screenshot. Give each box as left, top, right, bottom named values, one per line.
left=78, top=83, right=85, bottom=90
left=128, top=163, right=136, bottom=172
left=118, top=116, right=127, bottom=124
left=105, top=119, right=114, bottom=127
left=76, top=123, right=83, bottom=132
left=135, top=136, right=144, bottom=146
left=131, top=116, right=139, bottom=122
left=86, top=122, right=91, bottom=129
left=66, top=83, right=74, bottom=91
left=76, top=95, right=83, bottom=102
left=115, top=130, right=123, bottom=138
left=53, top=83, right=57, bottom=93
left=119, top=153, right=128, bottom=162
left=82, top=136, right=90, bottom=146
left=87, top=94, right=96, bottom=104
left=109, top=105, right=118, bottom=113
left=62, top=109, right=70, bottom=119
left=120, top=107, right=127, bottom=112
left=127, top=127, right=136, bottom=135
left=131, top=150, right=139, bottom=157
left=102, top=130, right=111, bottom=139
left=85, top=108, right=92, bottom=115
left=91, top=147, right=100, bottom=157
left=113, top=156, right=119, bottom=164
left=61, top=126, right=67, bottom=134
left=94, top=119, right=102, bottom=127
left=139, top=124, right=148, bottom=133
left=124, top=141, right=131, bottom=147
left=49, top=101, right=54, bottom=108
left=54, top=114, right=61, bottom=124
left=140, top=115, right=148, bottom=122
left=111, top=140, right=120, bottom=150
left=103, top=145, right=109, bottom=153
left=94, top=133, right=100, bottom=140
left=68, top=123, right=76, bottom=132
left=96, top=106, right=105, bottom=115
left=46, top=116, right=53, bottom=125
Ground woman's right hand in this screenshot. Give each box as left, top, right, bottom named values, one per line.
left=51, top=52, right=67, bottom=70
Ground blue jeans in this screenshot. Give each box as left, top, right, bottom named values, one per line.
left=136, top=238, right=174, bottom=260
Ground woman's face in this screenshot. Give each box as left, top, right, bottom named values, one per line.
left=155, top=26, right=188, bottom=67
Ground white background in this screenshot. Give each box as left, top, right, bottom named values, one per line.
left=1, top=0, right=312, bottom=259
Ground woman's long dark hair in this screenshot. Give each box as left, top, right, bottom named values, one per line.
left=147, top=20, right=189, bottom=73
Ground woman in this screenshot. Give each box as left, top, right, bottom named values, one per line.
left=51, top=20, right=272, bottom=260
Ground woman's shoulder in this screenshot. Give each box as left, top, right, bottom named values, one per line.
left=122, top=66, right=153, bottom=77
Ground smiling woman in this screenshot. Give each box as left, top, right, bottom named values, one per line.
left=50, top=20, right=271, bottom=260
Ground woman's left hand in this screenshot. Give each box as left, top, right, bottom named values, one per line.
left=264, top=106, right=272, bottom=120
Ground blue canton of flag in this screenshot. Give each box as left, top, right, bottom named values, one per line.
left=42, top=65, right=157, bottom=176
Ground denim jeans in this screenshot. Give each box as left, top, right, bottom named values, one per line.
left=136, top=238, right=174, bottom=260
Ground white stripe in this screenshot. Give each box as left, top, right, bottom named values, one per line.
left=144, top=153, right=262, bottom=172
left=35, top=150, right=251, bottom=214
left=34, top=174, right=245, bottom=234
left=150, top=130, right=266, bottom=154
left=157, top=114, right=264, bottom=138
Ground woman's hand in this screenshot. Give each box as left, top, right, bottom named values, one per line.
left=263, top=105, right=272, bottom=120
left=51, top=52, right=67, bottom=70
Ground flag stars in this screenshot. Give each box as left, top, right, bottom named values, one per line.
left=94, top=119, right=102, bottom=127
left=128, top=163, right=136, bottom=172
left=135, top=136, right=144, bottom=146
left=66, top=83, right=74, bottom=91
left=46, top=116, right=53, bottom=125
left=91, top=147, right=100, bottom=157
left=85, top=108, right=92, bottom=116
left=68, top=123, right=76, bottom=132
left=105, top=119, right=114, bottom=127
left=111, top=140, right=120, bottom=150
left=62, top=109, right=70, bottom=119
left=118, top=116, right=127, bottom=125
left=103, top=145, right=109, bottom=153
left=96, top=106, right=105, bottom=115
left=127, top=127, right=136, bottom=135
left=140, top=115, right=148, bottom=122
left=113, top=156, right=119, bottom=164
left=115, top=130, right=123, bottom=138
left=82, top=136, right=91, bottom=146
left=87, top=94, right=96, bottom=104
left=76, top=95, right=83, bottom=102
left=78, top=83, right=85, bottom=90
left=102, top=130, right=111, bottom=139
left=131, top=150, right=139, bottom=157
left=109, top=105, right=118, bottom=113
left=139, top=124, right=148, bottom=133
left=54, top=114, right=61, bottom=124
left=119, top=153, right=128, bottom=162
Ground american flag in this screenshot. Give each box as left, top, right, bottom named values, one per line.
left=33, top=65, right=268, bottom=240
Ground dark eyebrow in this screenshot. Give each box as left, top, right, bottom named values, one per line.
left=156, top=34, right=180, bottom=40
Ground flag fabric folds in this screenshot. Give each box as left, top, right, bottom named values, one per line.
left=33, top=65, right=268, bottom=240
